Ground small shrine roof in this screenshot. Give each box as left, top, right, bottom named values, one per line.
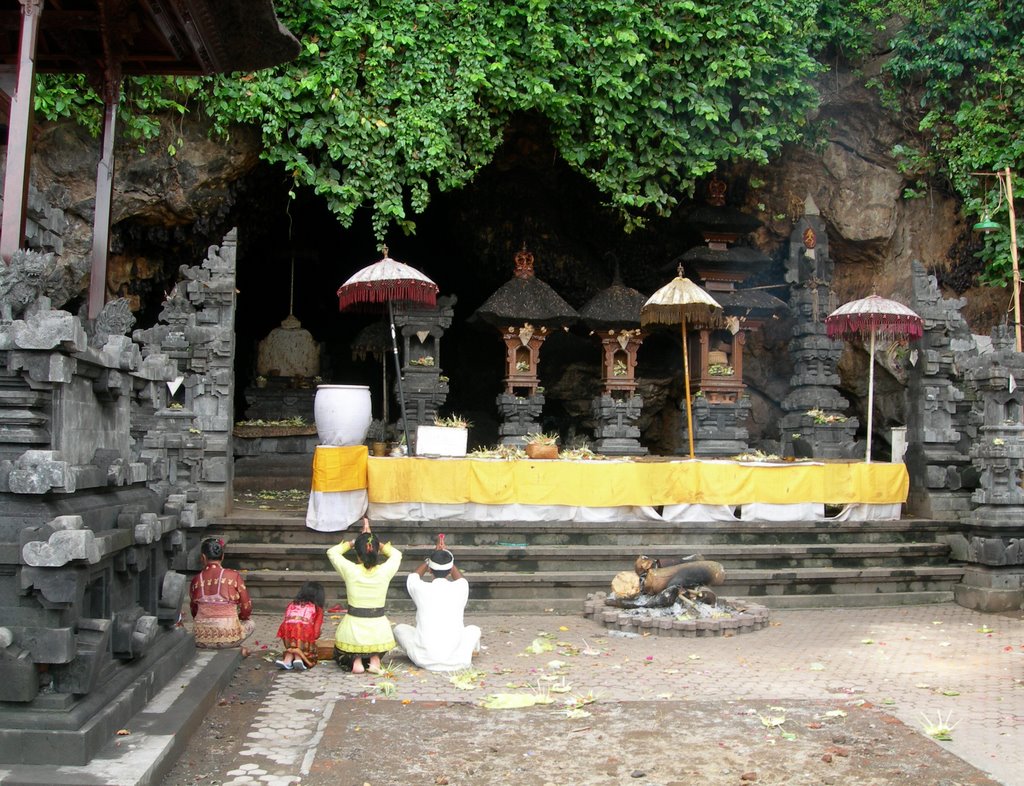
left=472, top=245, right=578, bottom=329
left=472, top=276, right=578, bottom=329
left=578, top=280, right=647, bottom=330
left=675, top=245, right=772, bottom=266
left=716, top=289, right=789, bottom=321
left=351, top=319, right=389, bottom=361
left=685, top=204, right=762, bottom=236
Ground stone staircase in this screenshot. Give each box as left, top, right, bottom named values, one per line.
left=207, top=500, right=967, bottom=614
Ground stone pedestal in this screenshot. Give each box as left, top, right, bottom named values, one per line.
left=392, top=296, right=455, bottom=444
left=682, top=395, right=751, bottom=457
left=497, top=393, right=544, bottom=445
left=592, top=394, right=647, bottom=455
left=243, top=377, right=316, bottom=422
left=397, top=368, right=450, bottom=444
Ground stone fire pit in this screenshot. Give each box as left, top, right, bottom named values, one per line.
left=583, top=592, right=771, bottom=637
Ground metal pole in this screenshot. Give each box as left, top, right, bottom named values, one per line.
left=1004, top=167, right=1021, bottom=353
left=388, top=300, right=413, bottom=455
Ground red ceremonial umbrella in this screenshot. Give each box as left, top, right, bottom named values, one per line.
left=825, top=294, right=923, bottom=463
left=337, top=247, right=439, bottom=454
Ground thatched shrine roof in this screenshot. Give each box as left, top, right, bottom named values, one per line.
left=351, top=319, right=390, bottom=361
left=685, top=204, right=762, bottom=237
left=716, top=289, right=789, bottom=321
left=674, top=244, right=772, bottom=268
left=472, top=246, right=578, bottom=329
left=578, top=279, right=647, bottom=330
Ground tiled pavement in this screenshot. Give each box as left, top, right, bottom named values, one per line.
left=2, top=603, right=1022, bottom=785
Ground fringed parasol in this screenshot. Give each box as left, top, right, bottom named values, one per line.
left=337, top=252, right=439, bottom=311
left=641, top=266, right=724, bottom=458
left=826, top=294, right=923, bottom=463
left=337, top=247, right=439, bottom=454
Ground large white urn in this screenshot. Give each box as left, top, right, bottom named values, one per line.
left=314, top=385, right=372, bottom=446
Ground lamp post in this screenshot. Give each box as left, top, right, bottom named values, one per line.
left=974, top=167, right=1021, bottom=353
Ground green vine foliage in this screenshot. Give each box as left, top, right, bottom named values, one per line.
left=198, top=0, right=822, bottom=238
left=872, top=0, right=1024, bottom=285
left=32, top=0, right=1021, bottom=287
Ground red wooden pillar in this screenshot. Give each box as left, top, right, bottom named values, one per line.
left=0, top=0, right=44, bottom=263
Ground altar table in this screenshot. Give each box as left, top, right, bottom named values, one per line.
left=306, top=447, right=909, bottom=530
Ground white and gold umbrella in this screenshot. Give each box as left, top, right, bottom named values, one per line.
left=641, top=266, right=724, bottom=458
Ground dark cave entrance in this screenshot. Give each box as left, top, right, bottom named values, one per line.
left=226, top=113, right=720, bottom=451
left=115, top=113, right=789, bottom=453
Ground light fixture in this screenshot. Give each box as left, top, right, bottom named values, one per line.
left=974, top=214, right=1001, bottom=233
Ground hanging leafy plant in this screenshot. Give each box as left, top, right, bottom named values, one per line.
left=201, top=0, right=823, bottom=237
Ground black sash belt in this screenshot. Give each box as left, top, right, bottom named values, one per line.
left=346, top=606, right=386, bottom=618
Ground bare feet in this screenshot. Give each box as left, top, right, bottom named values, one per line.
left=241, top=647, right=251, bottom=658
left=367, top=655, right=383, bottom=674
left=351, top=658, right=365, bottom=674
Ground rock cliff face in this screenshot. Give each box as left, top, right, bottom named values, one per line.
left=5, top=69, right=1003, bottom=451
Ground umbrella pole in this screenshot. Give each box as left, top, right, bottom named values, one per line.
left=866, top=327, right=876, bottom=463
left=388, top=301, right=413, bottom=456
left=382, top=355, right=388, bottom=426
left=682, top=321, right=695, bottom=459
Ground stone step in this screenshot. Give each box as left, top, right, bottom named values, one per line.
left=226, top=541, right=952, bottom=572
left=209, top=514, right=961, bottom=547
left=241, top=590, right=957, bottom=616
left=208, top=507, right=964, bottom=614
left=237, top=565, right=964, bottom=613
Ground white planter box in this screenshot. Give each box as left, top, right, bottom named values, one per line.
left=415, top=425, right=468, bottom=457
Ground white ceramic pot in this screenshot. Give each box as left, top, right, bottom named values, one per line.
left=314, top=385, right=372, bottom=446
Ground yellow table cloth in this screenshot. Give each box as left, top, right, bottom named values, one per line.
left=366, top=458, right=909, bottom=507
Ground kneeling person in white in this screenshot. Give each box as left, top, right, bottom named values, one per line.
left=394, top=535, right=481, bottom=671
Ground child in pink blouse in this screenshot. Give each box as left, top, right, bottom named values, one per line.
left=275, top=581, right=325, bottom=670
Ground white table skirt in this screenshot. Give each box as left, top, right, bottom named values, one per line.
left=368, top=502, right=662, bottom=522
left=365, top=501, right=900, bottom=523
left=305, top=489, right=368, bottom=531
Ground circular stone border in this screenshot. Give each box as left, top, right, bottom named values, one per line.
left=582, top=592, right=771, bottom=637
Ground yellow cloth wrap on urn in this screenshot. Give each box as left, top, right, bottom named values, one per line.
left=311, top=445, right=368, bottom=493
left=366, top=458, right=909, bottom=507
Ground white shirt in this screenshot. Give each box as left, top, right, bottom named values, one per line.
left=393, top=573, right=480, bottom=671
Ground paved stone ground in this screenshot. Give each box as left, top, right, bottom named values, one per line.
left=3, top=603, right=1020, bottom=785
left=165, top=603, right=1023, bottom=786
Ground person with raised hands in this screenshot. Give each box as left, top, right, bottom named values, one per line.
left=326, top=517, right=401, bottom=674
left=394, top=533, right=481, bottom=672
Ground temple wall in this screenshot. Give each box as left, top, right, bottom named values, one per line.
left=0, top=232, right=237, bottom=764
